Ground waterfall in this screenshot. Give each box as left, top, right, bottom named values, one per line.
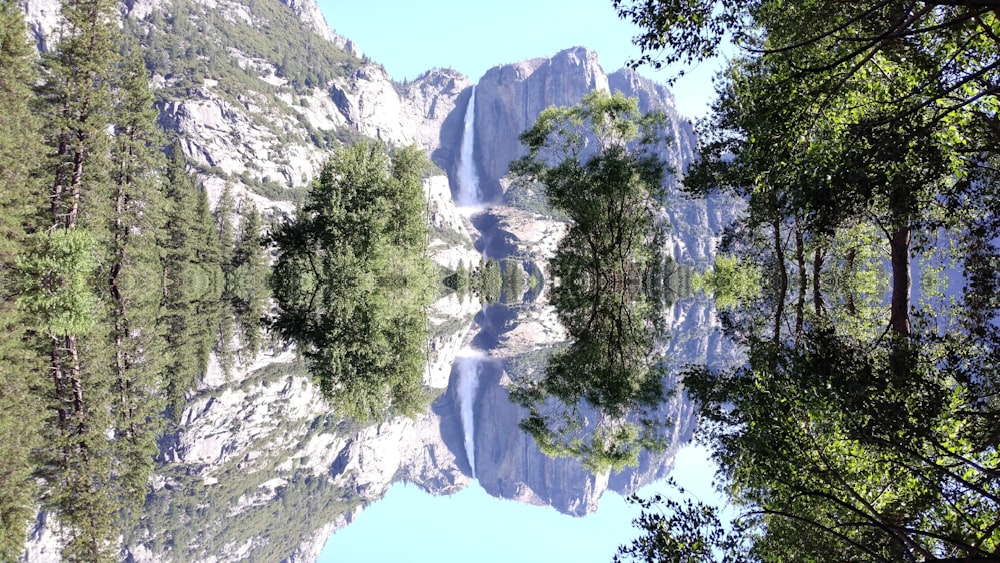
left=456, top=86, right=480, bottom=207
left=455, top=356, right=481, bottom=477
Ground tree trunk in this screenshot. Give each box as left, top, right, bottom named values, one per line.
left=794, top=218, right=805, bottom=343
left=889, top=225, right=911, bottom=337
left=812, top=247, right=824, bottom=315
left=773, top=219, right=787, bottom=346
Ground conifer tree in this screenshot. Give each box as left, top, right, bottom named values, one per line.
left=215, top=182, right=236, bottom=276
left=110, top=39, right=166, bottom=296
left=0, top=3, right=46, bottom=557
left=41, top=0, right=118, bottom=231
left=231, top=197, right=268, bottom=361
left=107, top=39, right=169, bottom=526
left=161, top=142, right=199, bottom=296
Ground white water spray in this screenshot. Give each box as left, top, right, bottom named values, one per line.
left=456, top=87, right=480, bottom=208
left=455, top=355, right=481, bottom=477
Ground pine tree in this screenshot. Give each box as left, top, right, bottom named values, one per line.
left=231, top=197, right=267, bottom=361
left=110, top=39, right=166, bottom=298
left=33, top=1, right=129, bottom=557
left=215, top=182, right=236, bottom=276
left=108, top=38, right=169, bottom=526
left=0, top=6, right=45, bottom=548
left=193, top=183, right=223, bottom=289
left=161, top=142, right=199, bottom=297
left=40, top=0, right=118, bottom=232
left=0, top=0, right=45, bottom=251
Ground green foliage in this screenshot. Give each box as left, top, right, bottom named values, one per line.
left=616, top=485, right=751, bottom=563
left=0, top=0, right=266, bottom=556
left=39, top=0, right=118, bottom=232
left=693, top=254, right=761, bottom=310
left=0, top=0, right=45, bottom=255
left=472, top=259, right=502, bottom=303
left=269, top=142, right=435, bottom=421
left=126, top=362, right=366, bottom=562
left=509, top=90, right=676, bottom=472
left=682, top=323, right=1000, bottom=560
left=501, top=259, right=524, bottom=303
left=18, top=230, right=99, bottom=336
left=442, top=260, right=472, bottom=295
left=227, top=197, right=269, bottom=361
left=0, top=305, right=43, bottom=563
left=661, top=257, right=695, bottom=304
left=133, top=0, right=361, bottom=97
left=0, top=7, right=47, bottom=553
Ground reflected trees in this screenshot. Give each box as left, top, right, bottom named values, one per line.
left=509, top=91, right=676, bottom=472
left=619, top=227, right=1000, bottom=560
left=269, top=142, right=436, bottom=422
left=608, top=12, right=1000, bottom=561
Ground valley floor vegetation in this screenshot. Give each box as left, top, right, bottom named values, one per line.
left=268, top=141, right=438, bottom=421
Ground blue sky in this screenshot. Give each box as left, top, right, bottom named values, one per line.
left=314, top=0, right=723, bottom=119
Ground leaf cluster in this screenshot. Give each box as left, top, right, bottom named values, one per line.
left=268, top=142, right=435, bottom=422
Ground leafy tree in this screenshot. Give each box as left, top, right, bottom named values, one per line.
left=684, top=43, right=965, bottom=337
left=616, top=485, right=752, bottom=563
left=508, top=91, right=676, bottom=471
left=613, top=0, right=1000, bottom=128
left=269, top=142, right=435, bottom=421
left=693, top=254, right=761, bottom=310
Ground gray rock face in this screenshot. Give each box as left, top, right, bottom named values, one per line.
left=21, top=0, right=469, bottom=217
left=474, top=47, right=610, bottom=200
left=470, top=360, right=698, bottom=517
left=472, top=47, right=732, bottom=265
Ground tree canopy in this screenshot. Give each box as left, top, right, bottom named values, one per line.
left=269, top=141, right=436, bottom=422
left=509, top=90, right=679, bottom=471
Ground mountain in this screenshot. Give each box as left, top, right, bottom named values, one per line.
left=14, top=0, right=737, bottom=560
left=473, top=46, right=735, bottom=267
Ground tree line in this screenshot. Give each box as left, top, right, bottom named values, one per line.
left=0, top=0, right=267, bottom=558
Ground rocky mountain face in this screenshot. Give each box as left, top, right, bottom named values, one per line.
left=472, top=46, right=734, bottom=266
left=16, top=0, right=740, bottom=560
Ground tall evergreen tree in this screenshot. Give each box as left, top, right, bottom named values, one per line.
left=110, top=39, right=166, bottom=296
left=0, top=3, right=46, bottom=557
left=107, top=38, right=169, bottom=526
left=41, top=0, right=118, bottom=231
left=160, top=142, right=200, bottom=296
left=215, top=182, right=236, bottom=276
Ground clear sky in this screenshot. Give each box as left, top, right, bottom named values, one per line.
left=313, top=0, right=724, bottom=119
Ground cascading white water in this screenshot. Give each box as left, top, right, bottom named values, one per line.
left=456, top=86, right=480, bottom=207
left=455, top=355, right=481, bottom=477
